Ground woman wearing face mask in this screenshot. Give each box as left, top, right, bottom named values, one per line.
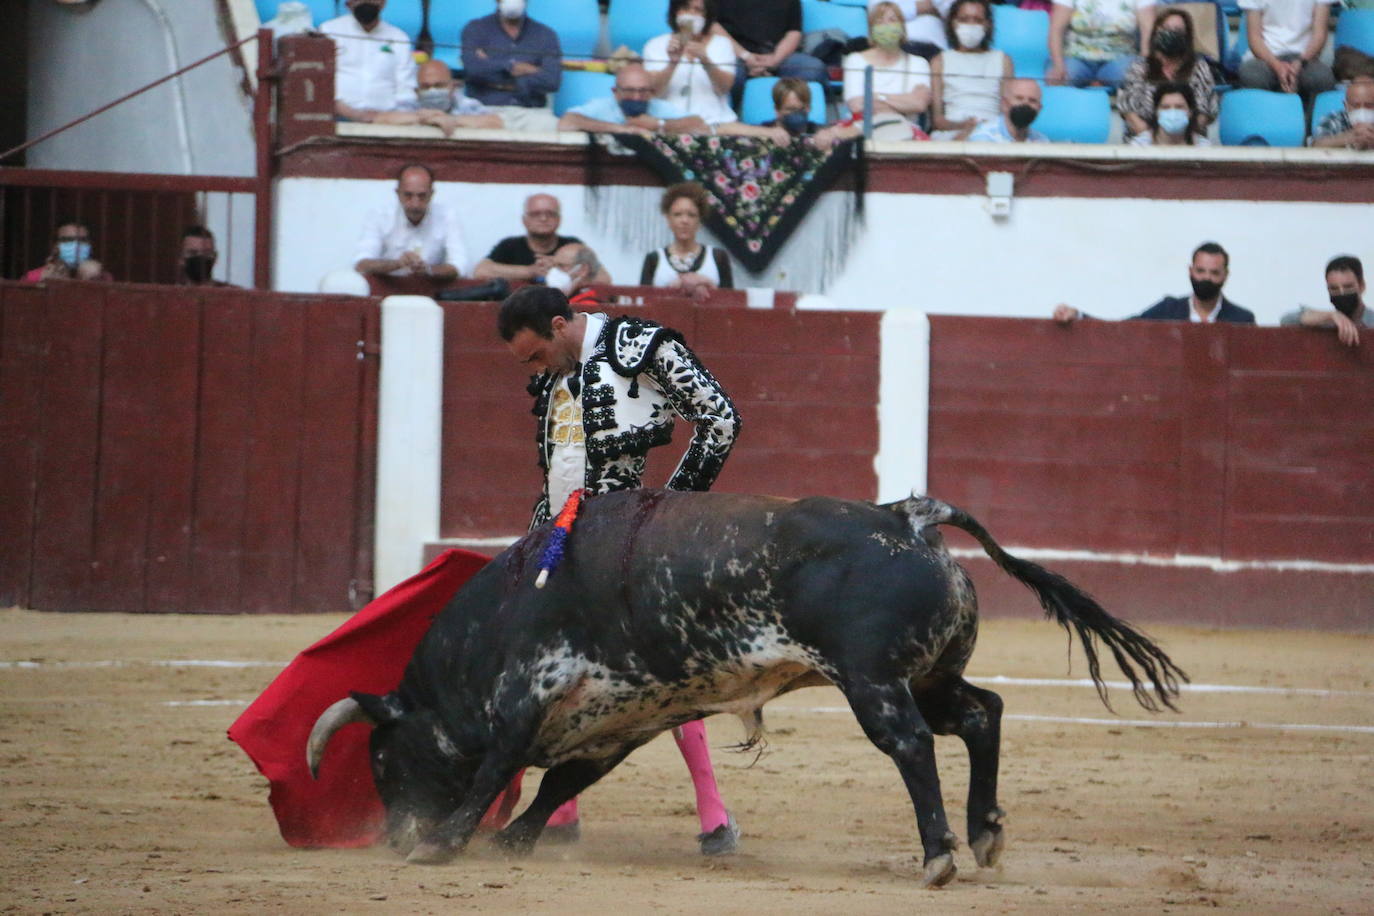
left=1117, top=7, right=1216, bottom=141
left=22, top=221, right=106, bottom=283
left=639, top=182, right=734, bottom=301
left=718, top=78, right=862, bottom=147
left=842, top=2, right=932, bottom=140
left=1129, top=81, right=1209, bottom=146
left=643, top=0, right=738, bottom=127
left=929, top=0, right=1011, bottom=140
left=1046, top=0, right=1156, bottom=91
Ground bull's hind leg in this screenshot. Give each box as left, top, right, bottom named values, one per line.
left=838, top=679, right=958, bottom=888
left=917, top=678, right=1006, bottom=868
left=491, top=751, right=632, bottom=855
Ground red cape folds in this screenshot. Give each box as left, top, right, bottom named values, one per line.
left=227, top=548, right=490, bottom=848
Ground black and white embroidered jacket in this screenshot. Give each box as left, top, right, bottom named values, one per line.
left=526, top=314, right=741, bottom=528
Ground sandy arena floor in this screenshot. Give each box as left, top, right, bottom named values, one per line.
left=3, top=607, right=1372, bottom=914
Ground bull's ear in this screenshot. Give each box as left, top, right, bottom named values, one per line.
left=350, top=691, right=405, bottom=725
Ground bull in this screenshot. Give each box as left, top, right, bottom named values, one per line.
left=308, top=490, right=1185, bottom=886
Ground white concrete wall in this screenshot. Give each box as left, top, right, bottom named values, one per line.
left=275, top=176, right=1370, bottom=325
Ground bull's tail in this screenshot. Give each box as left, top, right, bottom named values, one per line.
left=897, top=495, right=1188, bottom=713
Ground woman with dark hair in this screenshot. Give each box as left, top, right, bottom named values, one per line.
left=1130, top=81, right=1210, bottom=145
left=930, top=0, right=1011, bottom=139
left=640, top=182, right=734, bottom=299
left=643, top=0, right=738, bottom=126
left=1118, top=6, right=1217, bottom=140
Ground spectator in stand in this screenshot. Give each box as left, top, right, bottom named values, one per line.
left=1118, top=7, right=1217, bottom=141
left=321, top=0, right=417, bottom=123
left=640, top=182, right=734, bottom=300
left=842, top=2, right=933, bottom=140
left=1281, top=255, right=1370, bottom=347
left=460, top=0, right=561, bottom=132
left=713, top=0, right=829, bottom=94
left=474, top=194, right=611, bottom=284
left=718, top=77, right=862, bottom=146
left=178, top=226, right=237, bottom=287
left=1236, top=0, right=1336, bottom=102
left=1129, top=81, right=1211, bottom=145
left=644, top=0, right=739, bottom=127
left=22, top=221, right=109, bottom=282
left=371, top=59, right=505, bottom=133
left=558, top=63, right=708, bottom=134
left=929, top=0, right=1010, bottom=140
left=1047, top=0, right=1157, bottom=90
left=354, top=163, right=467, bottom=281
left=75, top=259, right=109, bottom=281
left=545, top=242, right=610, bottom=306
left=1310, top=75, right=1374, bottom=149
left=968, top=77, right=1048, bottom=141
left=1054, top=242, right=1255, bottom=323
left=877, top=0, right=959, bottom=52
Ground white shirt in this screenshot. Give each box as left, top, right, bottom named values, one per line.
left=546, top=313, right=606, bottom=513
left=1187, top=295, right=1220, bottom=322
left=1238, top=0, right=1335, bottom=58
left=842, top=51, right=931, bottom=124
left=320, top=14, right=416, bottom=112
left=643, top=33, right=739, bottom=125
left=354, top=200, right=468, bottom=274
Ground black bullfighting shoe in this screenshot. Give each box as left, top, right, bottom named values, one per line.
left=697, top=813, right=739, bottom=856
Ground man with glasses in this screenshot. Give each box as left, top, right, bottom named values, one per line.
left=557, top=63, right=707, bottom=134
left=474, top=193, right=608, bottom=284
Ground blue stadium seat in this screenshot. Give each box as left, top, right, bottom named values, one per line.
left=1218, top=89, right=1305, bottom=146
left=1335, top=9, right=1374, bottom=56
left=1309, top=86, right=1347, bottom=132
left=740, top=77, right=828, bottom=125
left=801, top=0, right=869, bottom=39
left=528, top=0, right=603, bottom=59
left=256, top=0, right=340, bottom=26
left=1035, top=85, right=1111, bottom=142
left=387, top=0, right=424, bottom=44
left=553, top=70, right=615, bottom=116
left=429, top=0, right=496, bottom=71
left=609, top=0, right=671, bottom=55
left=992, top=5, right=1050, bottom=79
left=830, top=0, right=869, bottom=6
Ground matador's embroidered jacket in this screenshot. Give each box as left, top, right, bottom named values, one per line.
left=526, top=314, right=741, bottom=528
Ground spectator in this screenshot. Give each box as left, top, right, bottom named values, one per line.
left=1281, top=255, right=1369, bottom=347
left=371, top=59, right=505, bottom=134
left=639, top=182, right=734, bottom=299
left=842, top=2, right=933, bottom=139
left=354, top=163, right=467, bottom=281
left=713, top=0, right=829, bottom=92
left=1047, top=0, right=1157, bottom=90
left=545, top=242, right=611, bottom=306
left=929, top=0, right=1011, bottom=140
left=1118, top=7, right=1217, bottom=140
left=718, top=77, right=862, bottom=146
left=558, top=63, right=708, bottom=134
left=460, top=0, right=561, bottom=131
left=644, top=0, right=739, bottom=127
left=474, top=194, right=604, bottom=283
left=877, top=0, right=959, bottom=51
left=1236, top=0, right=1336, bottom=102
left=1128, top=81, right=1211, bottom=145
left=75, top=259, right=109, bottom=282
left=1309, top=75, right=1374, bottom=149
left=321, top=0, right=417, bottom=123
left=1054, top=241, right=1256, bottom=323
left=178, top=226, right=237, bottom=287
left=22, top=221, right=103, bottom=282
left=968, top=77, right=1048, bottom=141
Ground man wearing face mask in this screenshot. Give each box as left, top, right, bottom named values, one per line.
left=1310, top=76, right=1374, bottom=150
left=460, top=0, right=562, bottom=132
left=1054, top=242, right=1257, bottom=324
left=22, top=221, right=106, bottom=282
left=321, top=0, right=418, bottom=123
left=375, top=59, right=505, bottom=134
left=543, top=243, right=611, bottom=306
left=1282, top=255, right=1370, bottom=347
left=968, top=78, right=1048, bottom=142
left=177, top=226, right=237, bottom=288
left=558, top=63, right=708, bottom=135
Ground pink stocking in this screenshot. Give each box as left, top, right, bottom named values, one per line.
left=673, top=719, right=729, bottom=833
left=546, top=795, right=579, bottom=827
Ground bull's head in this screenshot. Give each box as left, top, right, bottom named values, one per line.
left=307, top=692, right=478, bottom=855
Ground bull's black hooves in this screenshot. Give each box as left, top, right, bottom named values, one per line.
left=541, top=820, right=581, bottom=845
left=405, top=841, right=459, bottom=865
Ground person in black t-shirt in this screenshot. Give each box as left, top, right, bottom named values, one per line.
left=474, top=193, right=609, bottom=283
left=712, top=0, right=828, bottom=95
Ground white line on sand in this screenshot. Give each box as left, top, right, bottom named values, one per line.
left=968, top=675, right=1371, bottom=697
left=789, top=707, right=1374, bottom=735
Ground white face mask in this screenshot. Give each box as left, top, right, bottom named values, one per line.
left=954, top=23, right=986, bottom=49
left=676, top=12, right=705, bottom=34
left=545, top=267, right=575, bottom=295
left=498, top=0, right=525, bottom=20
left=1349, top=107, right=1374, bottom=126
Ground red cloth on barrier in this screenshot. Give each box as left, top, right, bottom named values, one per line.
left=227, top=548, right=491, bottom=848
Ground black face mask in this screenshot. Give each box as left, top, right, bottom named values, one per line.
left=352, top=2, right=381, bottom=26
left=1191, top=277, right=1222, bottom=301
left=184, top=254, right=215, bottom=284
left=1152, top=28, right=1187, bottom=57
left=1330, top=292, right=1362, bottom=318
left=1008, top=104, right=1038, bottom=129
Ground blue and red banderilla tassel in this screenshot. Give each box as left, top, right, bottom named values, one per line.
left=535, top=489, right=586, bottom=588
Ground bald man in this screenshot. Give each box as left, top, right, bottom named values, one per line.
left=474, top=193, right=609, bottom=284
left=1310, top=76, right=1374, bottom=151
left=355, top=163, right=468, bottom=280
left=371, top=59, right=505, bottom=135
left=968, top=78, right=1048, bottom=143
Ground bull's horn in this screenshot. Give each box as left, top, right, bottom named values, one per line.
left=306, top=697, right=373, bottom=779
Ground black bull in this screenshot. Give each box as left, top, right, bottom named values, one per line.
left=308, top=490, right=1186, bottom=886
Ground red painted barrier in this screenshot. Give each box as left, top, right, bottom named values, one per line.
left=0, top=280, right=379, bottom=613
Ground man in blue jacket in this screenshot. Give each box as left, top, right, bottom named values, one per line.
left=1054, top=242, right=1256, bottom=324
left=460, top=0, right=561, bottom=131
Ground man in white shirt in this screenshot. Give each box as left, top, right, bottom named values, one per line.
left=1236, top=0, right=1337, bottom=102
left=355, top=164, right=467, bottom=280
left=321, top=0, right=418, bottom=122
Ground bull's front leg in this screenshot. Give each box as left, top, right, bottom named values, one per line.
left=407, top=756, right=524, bottom=865
left=492, top=749, right=636, bottom=855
